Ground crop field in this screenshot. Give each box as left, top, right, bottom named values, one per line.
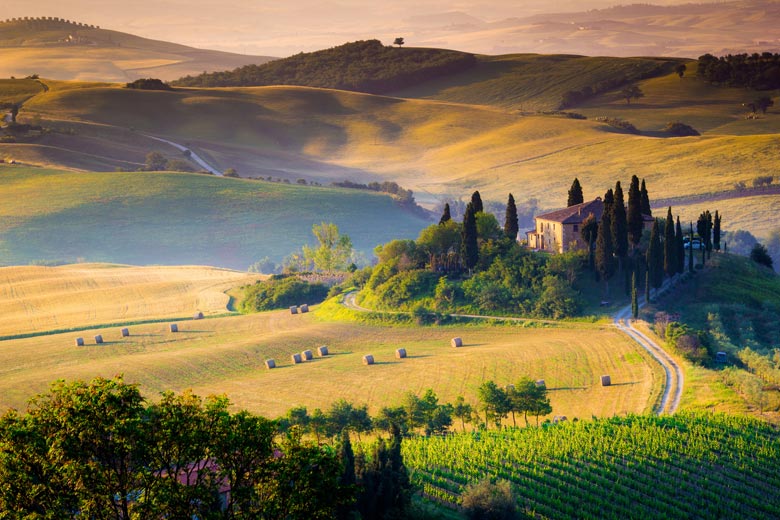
left=0, top=296, right=663, bottom=420
left=0, top=167, right=430, bottom=268
left=0, top=263, right=256, bottom=337
left=404, top=413, right=780, bottom=519
left=667, top=193, right=780, bottom=241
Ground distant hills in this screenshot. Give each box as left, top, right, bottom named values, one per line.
left=0, top=17, right=274, bottom=82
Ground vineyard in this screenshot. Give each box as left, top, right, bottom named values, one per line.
left=403, top=413, right=780, bottom=519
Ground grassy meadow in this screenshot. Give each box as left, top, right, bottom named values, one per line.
left=0, top=167, right=430, bottom=269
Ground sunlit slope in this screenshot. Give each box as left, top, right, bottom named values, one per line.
left=0, top=264, right=255, bottom=336
left=0, top=307, right=661, bottom=419
left=0, top=167, right=430, bottom=269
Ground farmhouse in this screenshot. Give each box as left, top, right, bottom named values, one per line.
left=526, top=198, right=652, bottom=254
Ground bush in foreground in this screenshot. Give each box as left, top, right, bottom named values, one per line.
left=462, top=479, right=521, bottom=520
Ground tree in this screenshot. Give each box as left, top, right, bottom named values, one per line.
left=675, top=63, right=687, bottom=78
left=664, top=207, right=677, bottom=277
left=612, top=181, right=628, bottom=269
left=512, top=377, right=551, bottom=427
left=688, top=223, right=694, bottom=273
left=145, top=151, right=167, bottom=171
left=393, top=37, right=405, bottom=48
left=676, top=216, right=685, bottom=274
left=581, top=213, right=598, bottom=270
left=453, top=396, right=474, bottom=431
left=471, top=190, right=484, bottom=214
left=439, top=203, right=451, bottom=225
left=356, top=425, right=411, bottom=520
left=696, top=211, right=712, bottom=260
left=750, top=243, right=774, bottom=269
left=595, top=207, right=615, bottom=297
left=627, top=175, right=643, bottom=247
left=303, top=222, right=354, bottom=273
left=567, top=178, right=584, bottom=206
left=461, top=202, right=479, bottom=271
left=713, top=210, right=721, bottom=251
left=504, top=193, right=519, bottom=239
left=461, top=479, right=519, bottom=520
left=621, top=84, right=644, bottom=104
left=477, top=381, right=509, bottom=429
left=631, top=271, right=638, bottom=319
left=646, top=219, right=664, bottom=290
left=755, top=96, right=774, bottom=114
left=639, top=179, right=652, bottom=217
left=336, top=430, right=358, bottom=520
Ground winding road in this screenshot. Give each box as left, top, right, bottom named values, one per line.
left=143, top=135, right=222, bottom=176
left=342, top=289, right=683, bottom=415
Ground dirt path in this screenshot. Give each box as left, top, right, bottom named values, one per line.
left=143, top=134, right=222, bottom=176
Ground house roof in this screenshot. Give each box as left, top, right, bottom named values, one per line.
left=535, top=198, right=604, bottom=225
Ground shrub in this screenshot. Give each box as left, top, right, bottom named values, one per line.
left=240, top=275, right=328, bottom=312
left=461, top=478, right=520, bottom=520
left=664, top=121, right=700, bottom=136
left=125, top=78, right=172, bottom=90
left=595, top=117, right=639, bottom=134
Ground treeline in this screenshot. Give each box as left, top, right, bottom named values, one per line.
left=173, top=39, right=477, bottom=94
left=240, top=274, right=329, bottom=312
left=697, top=53, right=780, bottom=90
left=331, top=180, right=414, bottom=204
left=0, top=17, right=99, bottom=29
left=126, top=78, right=172, bottom=91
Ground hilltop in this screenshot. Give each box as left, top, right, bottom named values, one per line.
left=0, top=17, right=274, bottom=82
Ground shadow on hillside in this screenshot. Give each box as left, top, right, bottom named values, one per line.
left=548, top=386, right=587, bottom=391
left=608, top=381, right=639, bottom=386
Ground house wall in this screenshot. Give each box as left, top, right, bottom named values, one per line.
left=531, top=220, right=588, bottom=254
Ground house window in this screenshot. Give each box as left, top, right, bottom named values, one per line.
left=573, top=224, right=579, bottom=232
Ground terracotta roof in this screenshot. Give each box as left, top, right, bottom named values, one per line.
left=535, top=198, right=604, bottom=225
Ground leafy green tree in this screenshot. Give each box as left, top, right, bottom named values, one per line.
left=713, top=210, right=721, bottom=251
left=418, top=220, right=461, bottom=271
left=627, top=175, right=643, bottom=247
left=512, top=377, right=552, bottom=427
left=646, top=219, right=664, bottom=290
left=477, top=381, right=510, bottom=429
left=640, top=178, right=652, bottom=216
left=145, top=151, right=167, bottom=171
left=461, top=479, right=519, bottom=520
left=471, top=191, right=484, bottom=214
left=675, top=63, right=687, bottom=78
left=621, top=84, right=644, bottom=104
left=534, top=275, right=581, bottom=319
left=453, top=396, right=474, bottom=431
left=580, top=213, right=598, bottom=270
left=595, top=206, right=615, bottom=297
left=750, top=243, right=774, bottom=269
left=664, top=207, right=677, bottom=277
left=567, top=178, right=584, bottom=206
left=476, top=212, right=503, bottom=243
left=461, top=202, right=479, bottom=271
left=439, top=202, right=451, bottom=224
left=303, top=222, right=354, bottom=273
left=504, top=193, right=519, bottom=239
left=393, top=37, right=405, bottom=47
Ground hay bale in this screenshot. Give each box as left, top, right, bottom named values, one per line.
left=451, top=337, right=463, bottom=348
left=601, top=375, right=611, bottom=387
left=716, top=351, right=727, bottom=363
left=290, top=306, right=298, bottom=315
left=194, top=311, right=204, bottom=320
left=302, top=349, right=313, bottom=361
left=120, top=328, right=129, bottom=337
left=396, top=348, right=407, bottom=359
left=265, top=359, right=276, bottom=369
left=300, top=304, right=309, bottom=313
left=169, top=323, right=179, bottom=333
left=291, top=353, right=302, bottom=364
left=74, top=337, right=84, bottom=347
left=536, top=379, right=546, bottom=388
left=363, top=354, right=375, bottom=365
left=553, top=415, right=568, bottom=424
left=317, top=346, right=329, bottom=356
left=94, top=335, right=103, bottom=344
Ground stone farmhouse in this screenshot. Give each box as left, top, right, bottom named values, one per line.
left=526, top=198, right=653, bottom=254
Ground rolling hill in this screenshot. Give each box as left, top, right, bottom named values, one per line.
left=0, top=17, right=274, bottom=82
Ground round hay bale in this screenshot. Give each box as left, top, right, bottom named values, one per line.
left=535, top=379, right=546, bottom=388
left=291, top=353, right=302, bottom=364
left=120, top=328, right=129, bottom=337
left=74, top=337, right=84, bottom=347
left=290, top=306, right=299, bottom=315
left=505, top=384, right=515, bottom=391
left=363, top=354, right=375, bottom=365
left=194, top=311, right=204, bottom=320
left=451, top=337, right=463, bottom=348
left=302, top=349, right=313, bottom=361
left=94, top=335, right=104, bottom=344
left=299, top=304, right=309, bottom=313
left=396, top=348, right=407, bottom=359
left=169, top=323, right=179, bottom=333
left=317, top=345, right=329, bottom=357
left=601, top=375, right=611, bottom=387
left=553, top=415, right=568, bottom=424
left=265, top=359, right=276, bottom=369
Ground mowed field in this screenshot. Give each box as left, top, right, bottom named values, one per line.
left=0, top=298, right=663, bottom=421
left=0, top=263, right=257, bottom=337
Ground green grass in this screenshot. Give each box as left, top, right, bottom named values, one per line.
left=0, top=167, right=430, bottom=269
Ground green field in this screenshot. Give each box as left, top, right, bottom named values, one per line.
left=0, top=167, right=430, bottom=269
left=404, top=413, right=780, bottom=519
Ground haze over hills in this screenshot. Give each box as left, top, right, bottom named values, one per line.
left=0, top=17, right=274, bottom=82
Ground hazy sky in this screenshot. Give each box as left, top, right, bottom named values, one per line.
left=6, top=0, right=723, bottom=56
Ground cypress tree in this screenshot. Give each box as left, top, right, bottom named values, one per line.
left=471, top=191, right=483, bottom=214
left=645, top=269, right=650, bottom=303
left=595, top=209, right=615, bottom=296
left=688, top=223, right=694, bottom=273
left=504, top=193, right=519, bottom=239
left=646, top=219, right=663, bottom=290
left=706, top=210, right=713, bottom=257
left=631, top=271, right=639, bottom=319
left=713, top=210, right=721, bottom=251
left=664, top=207, right=676, bottom=277
left=627, top=175, right=643, bottom=247
left=336, top=430, right=357, bottom=520
left=676, top=216, right=685, bottom=274
left=439, top=203, right=451, bottom=225
left=612, top=181, right=628, bottom=265
left=567, top=178, right=584, bottom=206
left=461, top=202, right=478, bottom=271
left=603, top=188, right=614, bottom=212
left=581, top=213, right=598, bottom=271
left=640, top=179, right=652, bottom=216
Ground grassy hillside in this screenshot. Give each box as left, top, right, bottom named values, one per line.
left=0, top=264, right=255, bottom=336
left=405, top=413, right=780, bottom=519
left=0, top=167, right=430, bottom=269
left=0, top=297, right=661, bottom=418
left=0, top=78, right=43, bottom=105
left=0, top=18, right=273, bottom=82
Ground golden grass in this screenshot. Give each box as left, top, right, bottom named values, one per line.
left=0, top=304, right=663, bottom=420
left=0, top=264, right=257, bottom=336
left=669, top=194, right=780, bottom=241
